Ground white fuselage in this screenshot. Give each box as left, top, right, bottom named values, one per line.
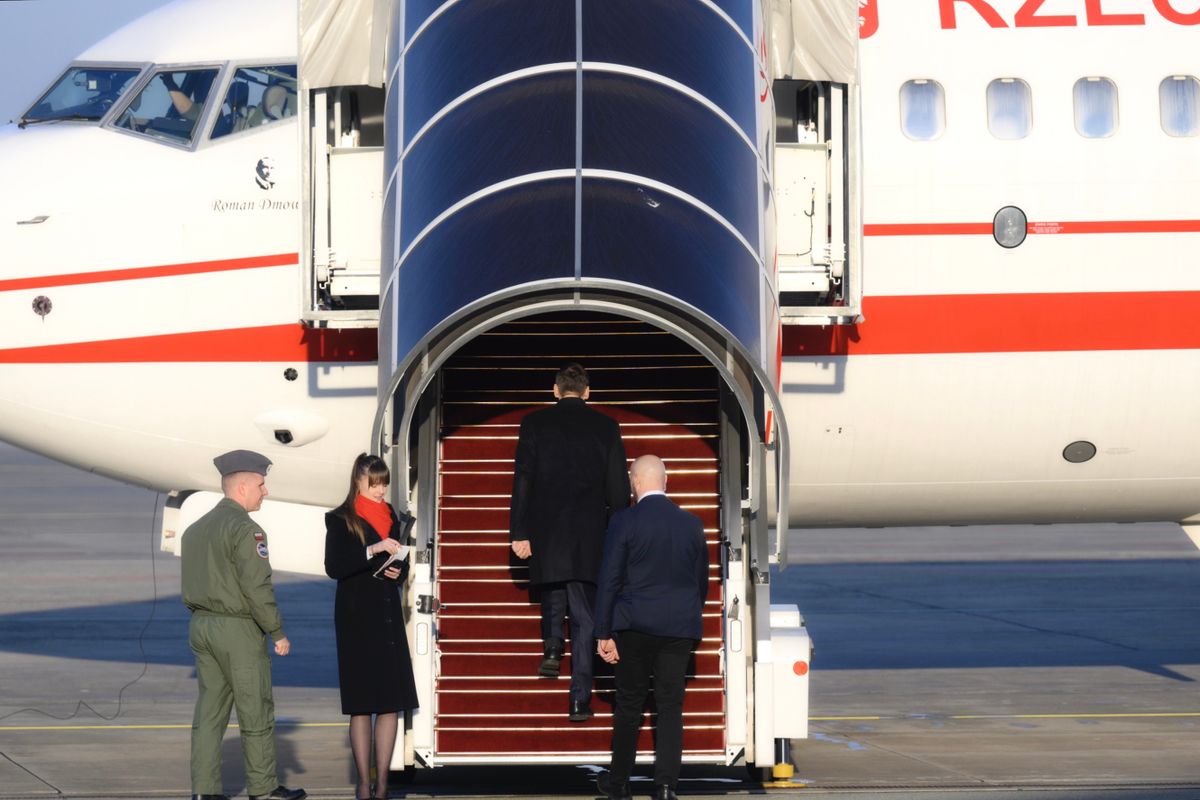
left=0, top=0, right=1197, bottom=528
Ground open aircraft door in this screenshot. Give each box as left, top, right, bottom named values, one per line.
left=299, top=0, right=824, bottom=773
left=768, top=0, right=864, bottom=324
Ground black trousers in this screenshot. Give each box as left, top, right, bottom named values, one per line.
left=540, top=580, right=596, bottom=703
left=608, top=630, right=695, bottom=788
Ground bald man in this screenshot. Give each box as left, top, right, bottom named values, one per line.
left=593, top=456, right=709, bottom=800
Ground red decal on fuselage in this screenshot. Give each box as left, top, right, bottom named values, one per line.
left=782, top=292, right=1200, bottom=357
left=865, top=219, right=1200, bottom=237
left=859, top=0, right=879, bottom=38
left=0, top=324, right=378, bottom=364
left=0, top=253, right=299, bottom=293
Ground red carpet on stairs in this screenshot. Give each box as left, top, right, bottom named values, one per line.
left=431, top=312, right=727, bottom=760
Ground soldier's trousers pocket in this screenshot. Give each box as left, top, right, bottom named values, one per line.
left=231, top=657, right=274, bottom=734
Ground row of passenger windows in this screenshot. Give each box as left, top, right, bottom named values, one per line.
left=900, top=76, right=1200, bottom=140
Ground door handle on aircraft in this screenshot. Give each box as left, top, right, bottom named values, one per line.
left=16, top=215, right=49, bottom=225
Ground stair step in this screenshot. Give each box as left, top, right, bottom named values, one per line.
left=436, top=611, right=724, bottom=641
left=438, top=652, right=723, bottom=678
left=435, top=727, right=725, bottom=755
left=436, top=687, right=726, bottom=715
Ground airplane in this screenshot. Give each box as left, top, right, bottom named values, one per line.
left=0, top=0, right=1196, bottom=774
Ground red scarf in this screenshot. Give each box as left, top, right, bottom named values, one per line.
left=354, top=494, right=392, bottom=542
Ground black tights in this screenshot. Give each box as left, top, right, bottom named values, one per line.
left=349, top=712, right=398, bottom=799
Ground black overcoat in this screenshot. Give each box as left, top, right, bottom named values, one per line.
left=509, top=396, right=630, bottom=585
left=324, top=508, right=419, bottom=715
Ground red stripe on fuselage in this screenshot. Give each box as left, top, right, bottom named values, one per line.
left=864, top=220, right=1200, bottom=236
left=0, top=253, right=299, bottom=293
left=783, top=292, right=1200, bottom=357
left=0, top=324, right=378, bottom=363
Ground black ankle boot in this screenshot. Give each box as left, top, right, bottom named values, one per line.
left=539, top=636, right=564, bottom=677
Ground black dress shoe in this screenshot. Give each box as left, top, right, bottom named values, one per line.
left=248, top=786, right=306, bottom=800
left=568, top=699, right=593, bottom=722
left=539, top=637, right=564, bottom=678
left=190, top=795, right=229, bottom=800
left=596, top=772, right=632, bottom=800
left=653, top=785, right=678, bottom=800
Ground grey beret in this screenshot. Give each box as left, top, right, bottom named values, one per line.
left=213, top=449, right=272, bottom=477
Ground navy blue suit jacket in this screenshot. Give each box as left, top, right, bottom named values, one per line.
left=593, top=493, right=709, bottom=641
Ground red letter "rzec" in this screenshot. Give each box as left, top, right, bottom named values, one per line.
left=1085, top=0, right=1144, bottom=25
left=940, top=0, right=1200, bottom=28
left=939, top=0, right=1006, bottom=28
left=1014, top=0, right=1076, bottom=26
left=1154, top=0, right=1200, bottom=25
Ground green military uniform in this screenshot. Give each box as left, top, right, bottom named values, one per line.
left=182, top=496, right=284, bottom=797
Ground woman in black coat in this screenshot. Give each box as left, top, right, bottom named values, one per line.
left=324, top=453, right=418, bottom=800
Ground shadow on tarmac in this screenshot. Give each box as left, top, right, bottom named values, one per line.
left=772, top=557, right=1200, bottom=679
left=0, top=580, right=341, bottom=688
left=2, top=557, right=1200, bottom=686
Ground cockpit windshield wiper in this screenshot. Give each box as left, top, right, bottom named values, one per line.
left=18, top=113, right=99, bottom=129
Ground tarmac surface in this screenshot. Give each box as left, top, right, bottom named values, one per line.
left=2, top=441, right=1200, bottom=799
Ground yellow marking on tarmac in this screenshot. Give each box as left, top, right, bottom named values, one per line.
left=950, top=712, right=1200, bottom=720
left=812, top=712, right=1200, bottom=722
left=0, top=722, right=349, bottom=732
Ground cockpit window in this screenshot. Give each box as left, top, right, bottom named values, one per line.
left=113, top=68, right=218, bottom=146
left=211, top=65, right=298, bottom=139
left=21, top=66, right=141, bottom=125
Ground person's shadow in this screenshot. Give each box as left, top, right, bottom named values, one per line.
left=218, top=719, right=307, bottom=795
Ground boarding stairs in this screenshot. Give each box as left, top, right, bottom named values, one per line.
left=429, top=312, right=726, bottom=762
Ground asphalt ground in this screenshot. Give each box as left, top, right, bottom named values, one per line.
left=2, top=441, right=1200, bottom=799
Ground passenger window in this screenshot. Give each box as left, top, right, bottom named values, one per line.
left=986, top=78, right=1032, bottom=140
left=1160, top=75, right=1199, bottom=137
left=899, top=80, right=945, bottom=141
left=113, top=68, right=218, bottom=145
left=1073, top=77, right=1118, bottom=138
left=211, top=65, right=298, bottom=140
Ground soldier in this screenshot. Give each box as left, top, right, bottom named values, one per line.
left=181, top=449, right=305, bottom=800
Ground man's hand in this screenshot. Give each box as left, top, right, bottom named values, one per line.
left=597, top=638, right=619, bottom=664
left=383, top=566, right=401, bottom=580
left=511, top=539, right=532, bottom=559
left=274, top=636, right=291, bottom=656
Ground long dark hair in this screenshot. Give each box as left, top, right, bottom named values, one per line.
left=336, top=452, right=390, bottom=545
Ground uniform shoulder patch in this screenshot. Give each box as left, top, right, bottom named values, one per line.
left=256, top=542, right=270, bottom=559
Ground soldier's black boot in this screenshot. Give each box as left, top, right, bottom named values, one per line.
left=539, top=636, right=565, bottom=678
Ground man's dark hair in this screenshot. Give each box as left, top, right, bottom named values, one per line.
left=555, top=363, right=589, bottom=395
